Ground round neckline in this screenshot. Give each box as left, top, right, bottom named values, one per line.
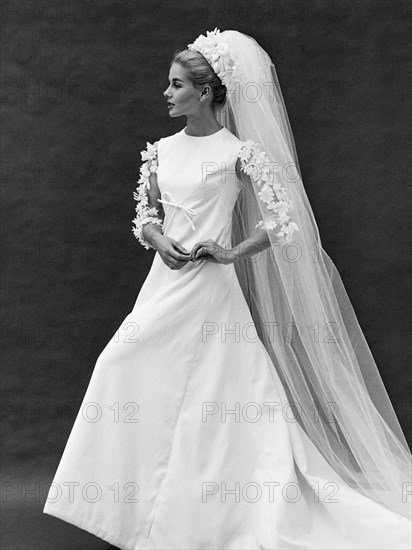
left=182, top=126, right=225, bottom=138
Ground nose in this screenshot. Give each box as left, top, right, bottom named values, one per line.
left=163, top=86, right=172, bottom=98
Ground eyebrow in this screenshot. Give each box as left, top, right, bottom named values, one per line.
left=169, top=77, right=184, bottom=82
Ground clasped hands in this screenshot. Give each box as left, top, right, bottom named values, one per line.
left=158, top=236, right=236, bottom=270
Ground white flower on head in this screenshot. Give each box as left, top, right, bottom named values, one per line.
left=187, top=28, right=242, bottom=89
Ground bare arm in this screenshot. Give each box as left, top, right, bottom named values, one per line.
left=232, top=158, right=271, bottom=261
left=141, top=172, right=165, bottom=251
left=140, top=172, right=192, bottom=269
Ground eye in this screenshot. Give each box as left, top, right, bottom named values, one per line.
left=173, top=83, right=181, bottom=88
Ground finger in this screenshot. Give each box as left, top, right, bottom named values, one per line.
left=175, top=247, right=191, bottom=257
left=195, top=241, right=216, bottom=258
left=172, top=241, right=189, bottom=254
left=171, top=250, right=191, bottom=262
left=194, top=245, right=208, bottom=259
left=190, top=243, right=202, bottom=258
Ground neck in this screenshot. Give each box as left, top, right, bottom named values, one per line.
left=185, top=110, right=223, bottom=137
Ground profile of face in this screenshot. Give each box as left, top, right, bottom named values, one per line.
left=163, top=62, right=211, bottom=117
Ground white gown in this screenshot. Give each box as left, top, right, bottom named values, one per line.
left=43, top=127, right=412, bottom=549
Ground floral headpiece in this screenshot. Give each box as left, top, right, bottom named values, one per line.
left=187, top=27, right=241, bottom=89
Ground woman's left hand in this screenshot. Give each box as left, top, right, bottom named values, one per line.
left=190, top=239, right=235, bottom=265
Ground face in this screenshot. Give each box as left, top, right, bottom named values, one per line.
left=163, top=63, right=207, bottom=117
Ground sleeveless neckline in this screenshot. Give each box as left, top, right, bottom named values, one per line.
left=181, top=127, right=225, bottom=138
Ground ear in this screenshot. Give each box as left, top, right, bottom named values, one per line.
left=200, top=84, right=211, bottom=101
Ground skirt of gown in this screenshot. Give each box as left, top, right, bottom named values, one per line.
left=43, top=251, right=412, bottom=550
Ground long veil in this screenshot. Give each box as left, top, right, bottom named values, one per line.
left=213, top=30, right=411, bottom=518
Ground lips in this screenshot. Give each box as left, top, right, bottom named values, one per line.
left=167, top=102, right=174, bottom=106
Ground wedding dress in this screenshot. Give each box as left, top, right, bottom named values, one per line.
left=43, top=126, right=412, bottom=549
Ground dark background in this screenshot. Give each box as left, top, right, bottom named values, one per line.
left=1, top=0, right=411, bottom=547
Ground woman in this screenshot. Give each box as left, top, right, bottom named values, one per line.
left=43, top=29, right=412, bottom=549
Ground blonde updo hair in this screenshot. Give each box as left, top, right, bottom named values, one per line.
left=170, top=49, right=227, bottom=109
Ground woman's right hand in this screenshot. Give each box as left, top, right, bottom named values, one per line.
left=156, top=235, right=192, bottom=270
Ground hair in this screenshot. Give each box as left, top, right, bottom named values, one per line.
left=170, top=49, right=227, bottom=109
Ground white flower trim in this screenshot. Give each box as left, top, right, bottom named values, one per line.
left=238, top=140, right=300, bottom=243
left=132, top=140, right=164, bottom=250
left=187, top=27, right=241, bottom=90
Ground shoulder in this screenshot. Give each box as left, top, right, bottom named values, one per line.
left=157, top=129, right=187, bottom=148
left=216, top=128, right=250, bottom=162
left=234, top=139, right=274, bottom=187
left=143, top=129, right=187, bottom=160
left=137, top=131, right=177, bottom=169
left=236, top=139, right=271, bottom=168
left=138, top=129, right=182, bottom=156
left=219, top=129, right=268, bottom=163
left=237, top=138, right=268, bottom=156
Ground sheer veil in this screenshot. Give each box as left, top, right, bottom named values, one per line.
left=206, top=30, right=412, bottom=518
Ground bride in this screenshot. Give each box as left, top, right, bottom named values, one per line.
left=43, top=29, right=412, bottom=549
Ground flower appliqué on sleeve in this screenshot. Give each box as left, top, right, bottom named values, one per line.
left=238, top=140, right=300, bottom=243
left=132, top=140, right=164, bottom=250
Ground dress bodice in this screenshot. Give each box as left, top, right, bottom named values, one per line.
left=132, top=126, right=298, bottom=251
left=156, top=127, right=244, bottom=251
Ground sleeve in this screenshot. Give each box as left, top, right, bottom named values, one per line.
left=131, top=140, right=164, bottom=250
left=237, top=139, right=299, bottom=243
